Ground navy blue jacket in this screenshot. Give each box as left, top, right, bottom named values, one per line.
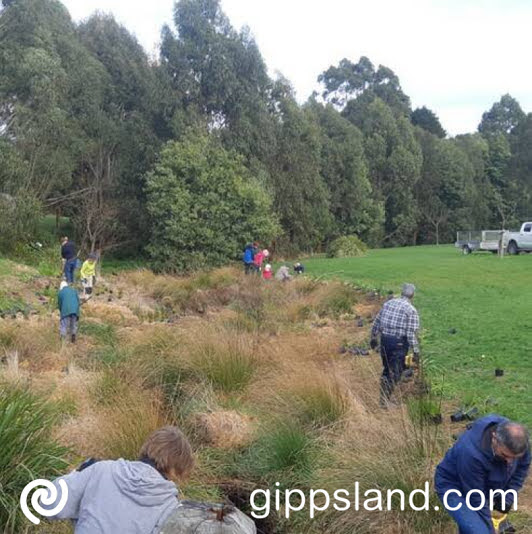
left=435, top=414, right=530, bottom=522
left=61, top=241, right=77, bottom=261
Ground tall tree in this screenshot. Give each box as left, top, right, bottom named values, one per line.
left=268, top=83, right=332, bottom=251
left=308, top=100, right=383, bottom=243
left=411, top=106, right=446, bottom=138
left=478, top=94, right=525, bottom=136
left=319, top=56, right=410, bottom=116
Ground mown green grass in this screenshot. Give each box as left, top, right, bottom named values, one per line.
left=305, top=246, right=532, bottom=425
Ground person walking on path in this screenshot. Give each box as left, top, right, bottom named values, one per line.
left=435, top=415, right=530, bottom=534
left=80, top=253, right=98, bottom=300
left=61, top=236, right=78, bottom=283
left=58, top=281, right=80, bottom=343
left=370, top=283, right=420, bottom=407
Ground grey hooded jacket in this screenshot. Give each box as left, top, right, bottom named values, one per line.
left=45, top=459, right=179, bottom=533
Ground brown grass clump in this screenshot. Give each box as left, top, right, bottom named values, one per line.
left=92, top=391, right=167, bottom=459
left=83, top=301, right=140, bottom=327
left=192, top=410, right=254, bottom=449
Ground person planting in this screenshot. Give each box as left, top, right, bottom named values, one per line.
left=80, top=253, right=98, bottom=300
left=435, top=415, right=530, bottom=534
left=40, top=426, right=195, bottom=534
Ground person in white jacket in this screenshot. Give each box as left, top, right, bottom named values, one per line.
left=42, top=426, right=194, bottom=534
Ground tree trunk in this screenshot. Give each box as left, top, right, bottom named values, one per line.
left=159, top=502, right=256, bottom=534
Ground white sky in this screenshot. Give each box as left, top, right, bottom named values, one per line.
left=61, top=0, right=532, bottom=136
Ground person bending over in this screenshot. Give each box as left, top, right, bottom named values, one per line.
left=42, top=426, right=194, bottom=534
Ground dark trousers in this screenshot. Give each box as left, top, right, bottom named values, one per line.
left=64, top=258, right=77, bottom=283
left=244, top=262, right=257, bottom=275
left=380, top=334, right=409, bottom=401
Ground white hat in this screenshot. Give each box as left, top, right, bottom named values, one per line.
left=265, top=264, right=272, bottom=271
left=59, top=281, right=68, bottom=290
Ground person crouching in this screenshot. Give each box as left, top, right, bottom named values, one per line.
left=40, top=426, right=194, bottom=534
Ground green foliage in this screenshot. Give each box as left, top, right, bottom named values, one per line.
left=245, top=423, right=316, bottom=484
left=2, top=0, right=532, bottom=263
left=411, top=106, right=446, bottom=138
left=326, top=234, right=368, bottom=258
left=145, top=133, right=280, bottom=271
left=0, top=193, right=42, bottom=252
left=478, top=94, right=525, bottom=136
left=315, top=284, right=358, bottom=317
left=194, top=343, right=256, bottom=393
left=293, top=383, right=348, bottom=427
left=0, top=385, right=70, bottom=532
left=269, top=94, right=332, bottom=251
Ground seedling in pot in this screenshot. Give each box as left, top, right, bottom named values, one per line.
left=450, top=407, right=479, bottom=423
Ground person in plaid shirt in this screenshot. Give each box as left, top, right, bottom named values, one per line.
left=370, top=283, right=420, bottom=407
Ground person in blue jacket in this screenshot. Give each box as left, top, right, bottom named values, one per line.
left=435, top=414, right=530, bottom=533
left=61, top=236, right=78, bottom=283
left=243, top=242, right=257, bottom=275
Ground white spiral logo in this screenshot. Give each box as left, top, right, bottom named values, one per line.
left=20, top=479, right=68, bottom=525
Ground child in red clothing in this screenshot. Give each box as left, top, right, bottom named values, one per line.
left=262, top=264, right=272, bottom=280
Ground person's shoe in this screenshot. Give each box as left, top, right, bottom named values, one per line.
left=71, top=334, right=76, bottom=343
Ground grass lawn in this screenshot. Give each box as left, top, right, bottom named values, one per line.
left=304, top=245, right=532, bottom=425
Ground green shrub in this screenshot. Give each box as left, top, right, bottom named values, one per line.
left=145, top=135, right=280, bottom=272
left=0, top=385, right=70, bottom=532
left=326, top=234, right=368, bottom=258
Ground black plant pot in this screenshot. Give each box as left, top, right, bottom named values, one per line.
left=495, top=369, right=504, bottom=377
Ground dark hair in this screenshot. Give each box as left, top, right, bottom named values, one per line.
left=495, top=422, right=530, bottom=455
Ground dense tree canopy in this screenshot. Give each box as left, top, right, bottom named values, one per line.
left=1, top=0, right=531, bottom=266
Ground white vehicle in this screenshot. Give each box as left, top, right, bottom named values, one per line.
left=455, top=222, right=532, bottom=254
left=506, top=222, right=532, bottom=254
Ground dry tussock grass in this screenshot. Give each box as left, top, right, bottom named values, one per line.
left=83, top=301, right=140, bottom=327
left=6, top=264, right=525, bottom=532
left=192, top=410, right=255, bottom=449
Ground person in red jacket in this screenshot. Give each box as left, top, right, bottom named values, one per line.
left=262, top=264, right=273, bottom=280
left=254, top=249, right=269, bottom=274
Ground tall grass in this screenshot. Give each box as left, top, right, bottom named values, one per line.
left=0, top=385, right=70, bottom=532
left=194, top=342, right=256, bottom=394
left=291, top=379, right=350, bottom=428
left=244, top=422, right=317, bottom=485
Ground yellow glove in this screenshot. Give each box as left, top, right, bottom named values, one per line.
left=491, top=511, right=508, bottom=533
left=405, top=354, right=414, bottom=368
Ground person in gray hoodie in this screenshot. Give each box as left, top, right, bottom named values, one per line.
left=42, top=426, right=194, bottom=534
